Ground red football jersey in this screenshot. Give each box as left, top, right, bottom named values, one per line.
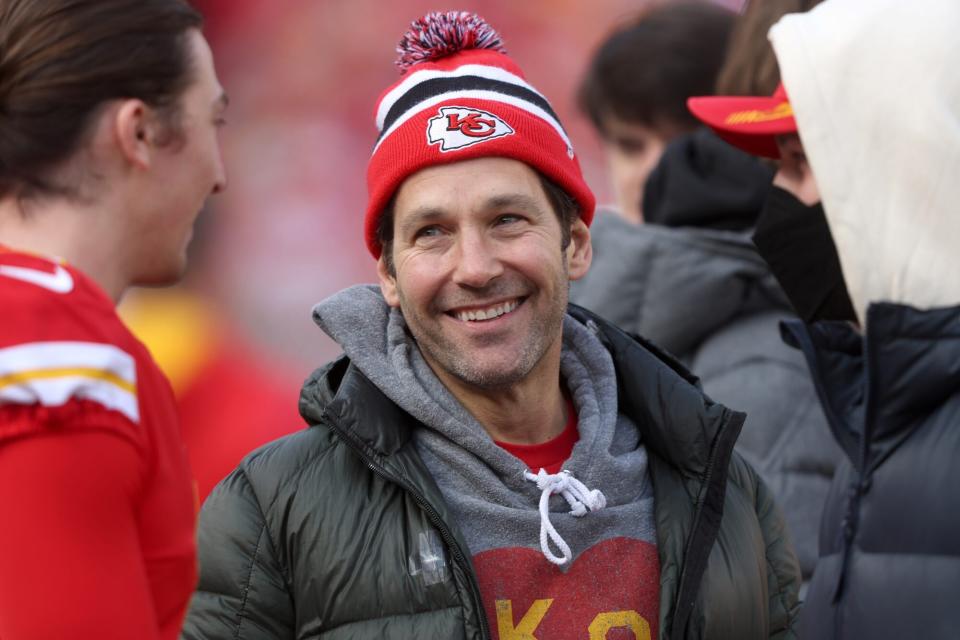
left=0, top=248, right=196, bottom=639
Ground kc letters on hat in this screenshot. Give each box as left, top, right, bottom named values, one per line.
left=364, top=11, right=595, bottom=258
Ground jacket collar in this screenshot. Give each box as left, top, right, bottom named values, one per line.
left=782, top=302, right=960, bottom=465
left=299, top=356, right=415, bottom=456
left=302, top=305, right=743, bottom=478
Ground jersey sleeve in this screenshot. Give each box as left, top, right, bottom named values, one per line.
left=0, top=429, right=162, bottom=639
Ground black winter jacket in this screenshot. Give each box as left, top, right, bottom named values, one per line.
left=182, top=308, right=800, bottom=640
left=783, top=303, right=960, bottom=639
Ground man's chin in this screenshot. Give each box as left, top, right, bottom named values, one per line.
left=130, top=256, right=189, bottom=289
left=451, top=366, right=527, bottom=390
left=434, top=349, right=534, bottom=390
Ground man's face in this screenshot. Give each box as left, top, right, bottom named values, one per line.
left=132, top=29, right=227, bottom=286
left=599, top=114, right=679, bottom=224
left=378, top=157, right=591, bottom=391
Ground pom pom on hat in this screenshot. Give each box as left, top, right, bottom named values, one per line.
left=395, top=11, right=507, bottom=72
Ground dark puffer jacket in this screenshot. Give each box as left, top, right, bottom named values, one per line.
left=783, top=303, right=960, bottom=639
left=182, top=307, right=800, bottom=640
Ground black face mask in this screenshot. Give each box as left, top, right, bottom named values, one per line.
left=752, top=186, right=858, bottom=324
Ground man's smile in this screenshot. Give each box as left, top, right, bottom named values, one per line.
left=446, top=297, right=525, bottom=323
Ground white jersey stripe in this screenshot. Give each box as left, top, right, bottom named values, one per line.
left=0, top=375, right=139, bottom=423
left=0, top=342, right=137, bottom=386
left=376, top=64, right=544, bottom=130
left=373, top=89, right=573, bottom=156
left=0, top=342, right=139, bottom=423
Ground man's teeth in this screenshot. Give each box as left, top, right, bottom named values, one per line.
left=456, top=300, right=519, bottom=322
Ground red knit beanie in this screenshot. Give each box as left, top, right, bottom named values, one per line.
left=364, top=11, right=596, bottom=258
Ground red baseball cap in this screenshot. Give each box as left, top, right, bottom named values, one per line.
left=687, top=83, right=796, bottom=159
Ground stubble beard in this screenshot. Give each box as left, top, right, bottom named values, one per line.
left=399, top=269, right=570, bottom=391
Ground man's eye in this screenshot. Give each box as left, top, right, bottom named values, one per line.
left=496, top=214, right=522, bottom=225
left=415, top=225, right=442, bottom=239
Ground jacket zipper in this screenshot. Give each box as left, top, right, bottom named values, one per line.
left=323, top=414, right=491, bottom=640
left=831, top=324, right=877, bottom=636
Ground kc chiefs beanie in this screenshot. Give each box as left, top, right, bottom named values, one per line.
left=364, top=11, right=596, bottom=258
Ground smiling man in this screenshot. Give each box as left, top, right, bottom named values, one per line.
left=185, top=12, right=799, bottom=640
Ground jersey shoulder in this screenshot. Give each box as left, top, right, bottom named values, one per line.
left=0, top=251, right=148, bottom=439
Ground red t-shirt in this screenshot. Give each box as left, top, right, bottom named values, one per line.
left=495, top=396, right=579, bottom=473
left=0, top=248, right=197, bottom=639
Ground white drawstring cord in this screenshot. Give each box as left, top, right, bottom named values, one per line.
left=523, top=469, right=607, bottom=565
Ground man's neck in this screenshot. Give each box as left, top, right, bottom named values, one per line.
left=429, top=344, right=569, bottom=446
left=0, top=196, right=129, bottom=301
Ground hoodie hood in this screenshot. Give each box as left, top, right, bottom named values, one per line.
left=571, top=212, right=789, bottom=356
left=770, top=0, right=960, bottom=323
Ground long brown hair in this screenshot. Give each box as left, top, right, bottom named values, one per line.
left=0, top=0, right=203, bottom=199
left=715, top=0, right=824, bottom=96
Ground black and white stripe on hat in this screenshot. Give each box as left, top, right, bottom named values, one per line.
left=373, top=64, right=572, bottom=154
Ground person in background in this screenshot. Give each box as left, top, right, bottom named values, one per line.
left=577, top=0, right=734, bottom=223
left=571, top=0, right=838, bottom=589
left=0, top=1, right=226, bottom=638
left=690, top=0, right=960, bottom=636
left=184, top=11, right=799, bottom=640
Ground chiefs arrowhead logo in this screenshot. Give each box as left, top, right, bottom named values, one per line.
left=427, top=106, right=515, bottom=152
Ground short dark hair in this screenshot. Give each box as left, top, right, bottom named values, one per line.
left=578, top=1, right=734, bottom=135
left=0, top=0, right=203, bottom=200
left=377, top=172, right=579, bottom=277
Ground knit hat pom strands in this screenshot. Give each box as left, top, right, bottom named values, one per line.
left=395, top=11, right=507, bottom=71
left=364, top=11, right=596, bottom=258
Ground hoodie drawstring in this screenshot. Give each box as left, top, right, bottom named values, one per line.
left=523, top=469, right=607, bottom=565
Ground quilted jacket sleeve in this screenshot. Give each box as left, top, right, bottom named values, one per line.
left=750, top=462, right=802, bottom=640
left=181, top=468, right=294, bottom=640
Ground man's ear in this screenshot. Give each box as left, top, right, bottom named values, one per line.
left=566, top=217, right=592, bottom=281
left=377, top=254, right=401, bottom=307
left=114, top=99, right=154, bottom=170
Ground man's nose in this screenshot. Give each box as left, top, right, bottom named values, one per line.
left=211, top=154, right=227, bottom=194
left=451, top=230, right=503, bottom=289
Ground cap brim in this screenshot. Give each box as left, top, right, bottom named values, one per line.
left=687, top=95, right=797, bottom=159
